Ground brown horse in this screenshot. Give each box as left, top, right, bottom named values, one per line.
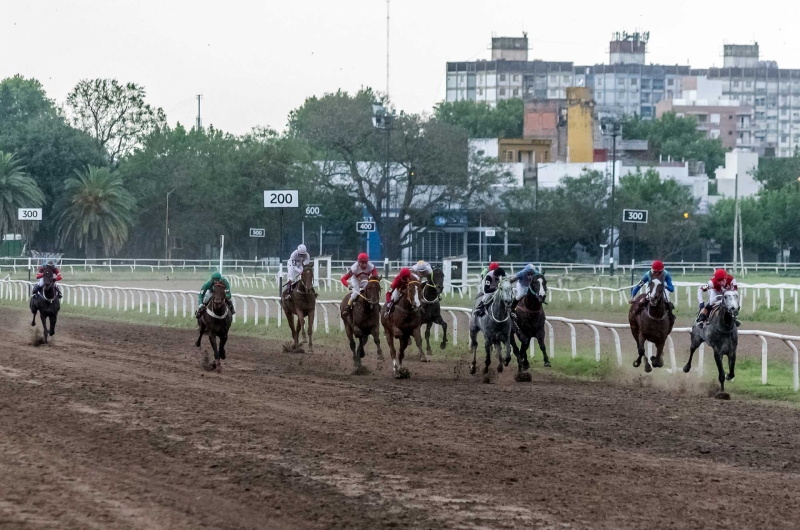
left=629, top=272, right=674, bottom=372
left=381, top=276, right=425, bottom=378
left=195, top=281, right=232, bottom=371
left=510, top=273, right=550, bottom=374
left=340, top=277, right=383, bottom=370
left=420, top=268, right=448, bottom=355
left=282, top=264, right=316, bottom=353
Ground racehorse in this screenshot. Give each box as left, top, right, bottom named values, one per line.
left=30, top=267, right=60, bottom=343
left=510, top=273, right=550, bottom=373
left=381, top=275, right=425, bottom=378
left=683, top=290, right=739, bottom=394
left=340, top=277, right=383, bottom=370
left=195, top=281, right=232, bottom=371
left=420, top=268, right=448, bottom=355
left=282, top=263, right=316, bottom=353
left=629, top=272, right=674, bottom=373
left=469, top=279, right=514, bottom=375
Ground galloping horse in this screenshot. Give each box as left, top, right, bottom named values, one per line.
left=340, top=277, right=383, bottom=370
left=195, top=281, right=232, bottom=371
left=283, top=263, right=316, bottom=353
left=510, top=273, right=550, bottom=372
left=469, top=279, right=514, bottom=375
left=420, top=268, right=448, bottom=355
left=683, top=290, right=739, bottom=393
left=629, top=272, right=674, bottom=372
left=381, top=275, right=425, bottom=378
left=30, top=267, right=60, bottom=343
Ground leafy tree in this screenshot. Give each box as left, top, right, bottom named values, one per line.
left=0, top=152, right=45, bottom=239
left=58, top=166, right=135, bottom=257
left=705, top=196, right=774, bottom=261
left=66, top=79, right=166, bottom=164
left=616, top=168, right=700, bottom=260
left=751, top=149, right=800, bottom=191
left=290, top=89, right=512, bottom=258
left=623, top=112, right=727, bottom=174
left=433, top=98, right=523, bottom=138
left=0, top=75, right=58, bottom=127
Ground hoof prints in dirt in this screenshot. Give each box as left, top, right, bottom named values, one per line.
left=395, top=367, right=411, bottom=379
left=351, top=366, right=371, bottom=376
left=283, top=343, right=305, bottom=354
left=715, top=391, right=731, bottom=400
left=30, top=329, right=47, bottom=347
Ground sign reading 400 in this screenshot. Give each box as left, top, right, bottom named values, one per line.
left=263, top=190, right=299, bottom=208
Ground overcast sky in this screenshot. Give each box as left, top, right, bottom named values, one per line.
left=3, top=1, right=796, bottom=135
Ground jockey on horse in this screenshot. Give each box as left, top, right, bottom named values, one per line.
left=630, top=260, right=675, bottom=323
left=473, top=262, right=506, bottom=317
left=697, top=268, right=741, bottom=328
left=31, top=259, right=63, bottom=299
left=384, top=267, right=416, bottom=317
left=197, top=271, right=235, bottom=317
left=509, top=263, right=544, bottom=315
left=284, top=244, right=313, bottom=299
left=341, top=253, right=379, bottom=315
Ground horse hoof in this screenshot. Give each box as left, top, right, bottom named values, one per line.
left=514, top=371, right=532, bottom=383
left=376, top=353, right=384, bottom=361
left=419, top=355, right=430, bottom=363
left=715, top=391, right=731, bottom=400
left=469, top=365, right=477, bottom=375
left=503, top=357, right=511, bottom=367
left=633, top=359, right=642, bottom=368
left=543, top=361, right=551, bottom=368
left=395, top=367, right=410, bottom=379
left=682, top=365, right=691, bottom=373
left=352, top=365, right=370, bottom=376
left=439, top=342, right=447, bottom=350
left=654, top=358, right=664, bottom=368
left=726, top=374, right=735, bottom=382
left=497, top=364, right=503, bottom=373
left=644, top=364, right=652, bottom=373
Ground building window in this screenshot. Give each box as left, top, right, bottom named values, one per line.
left=667, top=90, right=674, bottom=100
left=505, top=150, right=514, bottom=162
left=513, top=75, right=519, bottom=82
left=499, top=88, right=506, bottom=96
left=728, top=130, right=733, bottom=135
left=597, top=78, right=603, bottom=87
left=733, top=80, right=740, bottom=87
left=549, top=75, right=558, bottom=84
left=711, top=113, right=721, bottom=125
left=667, top=78, right=674, bottom=86
left=478, top=88, right=483, bottom=95
left=563, top=75, right=570, bottom=83
left=499, top=74, right=506, bottom=82
left=653, top=79, right=665, bottom=90
left=641, top=79, right=651, bottom=89
left=513, top=88, right=519, bottom=96
left=745, top=81, right=753, bottom=88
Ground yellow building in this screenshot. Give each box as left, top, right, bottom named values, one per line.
left=566, top=87, right=594, bottom=163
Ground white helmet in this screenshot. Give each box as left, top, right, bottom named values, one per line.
left=297, top=244, right=307, bottom=254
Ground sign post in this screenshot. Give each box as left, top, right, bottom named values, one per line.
left=304, top=205, right=321, bottom=248
left=264, top=190, right=299, bottom=279
left=622, top=209, right=648, bottom=286
left=18, top=209, right=43, bottom=291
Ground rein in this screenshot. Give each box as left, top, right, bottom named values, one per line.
left=487, top=287, right=511, bottom=323
left=420, top=281, right=441, bottom=304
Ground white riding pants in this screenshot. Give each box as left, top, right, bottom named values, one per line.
left=287, top=264, right=302, bottom=284
left=349, top=278, right=366, bottom=302
left=514, top=282, right=527, bottom=301
left=390, top=289, right=402, bottom=303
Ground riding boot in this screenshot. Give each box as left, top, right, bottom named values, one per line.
left=284, top=281, right=292, bottom=300
left=226, top=299, right=236, bottom=315
left=735, top=319, right=742, bottom=327
left=196, top=304, right=206, bottom=318
left=474, top=301, right=485, bottom=317
left=384, top=301, right=393, bottom=317
left=696, top=311, right=708, bottom=328
left=342, top=299, right=353, bottom=315
left=31, top=285, right=41, bottom=298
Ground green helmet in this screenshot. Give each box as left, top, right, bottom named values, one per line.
left=211, top=271, right=222, bottom=280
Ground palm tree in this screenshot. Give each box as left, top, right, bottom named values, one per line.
left=58, top=166, right=135, bottom=258
left=0, top=152, right=45, bottom=238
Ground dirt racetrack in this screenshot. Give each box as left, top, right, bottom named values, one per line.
left=2, top=308, right=800, bottom=529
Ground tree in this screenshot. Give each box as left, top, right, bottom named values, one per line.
left=290, top=90, right=512, bottom=258
left=0, top=152, right=45, bottom=238
left=616, top=168, right=700, bottom=260
left=623, top=112, right=727, bottom=174
left=433, top=98, right=523, bottom=138
left=66, top=79, right=166, bottom=164
left=751, top=149, right=800, bottom=191
left=58, top=166, right=136, bottom=257
left=705, top=196, right=774, bottom=261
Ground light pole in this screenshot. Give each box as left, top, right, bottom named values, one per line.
left=600, top=115, right=622, bottom=276
left=372, top=102, right=394, bottom=259
left=165, top=189, right=175, bottom=261
left=599, top=243, right=608, bottom=270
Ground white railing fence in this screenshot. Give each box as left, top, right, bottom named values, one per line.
left=2, top=279, right=798, bottom=391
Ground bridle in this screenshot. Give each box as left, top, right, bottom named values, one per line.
left=205, top=282, right=229, bottom=319
left=357, top=278, right=382, bottom=306
left=487, top=282, right=512, bottom=323
left=295, top=266, right=314, bottom=295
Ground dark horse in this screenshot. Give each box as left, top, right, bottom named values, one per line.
left=510, top=273, right=550, bottom=373
left=30, top=267, right=60, bottom=343
left=683, top=290, right=739, bottom=394
left=340, top=277, right=383, bottom=371
left=381, top=276, right=425, bottom=378
left=282, top=264, right=317, bottom=353
left=629, top=272, right=675, bottom=373
left=469, top=279, right=514, bottom=375
left=420, top=268, right=448, bottom=355
left=195, top=281, right=232, bottom=371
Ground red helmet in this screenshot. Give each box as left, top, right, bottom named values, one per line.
left=357, top=253, right=369, bottom=262
left=651, top=260, right=664, bottom=272
left=714, top=268, right=727, bottom=281
left=488, top=262, right=499, bottom=271
left=399, top=267, right=411, bottom=278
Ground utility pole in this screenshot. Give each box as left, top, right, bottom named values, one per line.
left=386, top=0, right=390, bottom=99
left=733, top=167, right=739, bottom=273
left=196, top=95, right=203, bottom=130
left=165, top=189, right=175, bottom=261
left=600, top=115, right=622, bottom=276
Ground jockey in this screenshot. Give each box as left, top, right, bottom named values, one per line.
left=509, top=263, right=542, bottom=312
left=474, top=262, right=506, bottom=317
left=284, top=244, right=311, bottom=299
left=197, top=271, right=235, bottom=316
left=384, top=267, right=414, bottom=316
left=630, top=260, right=675, bottom=319
left=697, top=268, right=740, bottom=327
left=341, top=252, right=378, bottom=314
left=410, top=260, right=432, bottom=282
left=31, top=259, right=63, bottom=299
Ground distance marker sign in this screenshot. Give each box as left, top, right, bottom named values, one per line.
left=18, top=208, right=42, bottom=220
left=263, top=190, right=299, bottom=208
left=249, top=228, right=266, bottom=237
left=622, top=209, right=648, bottom=224
left=356, top=221, right=376, bottom=233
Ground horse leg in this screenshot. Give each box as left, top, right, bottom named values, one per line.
left=285, top=312, right=299, bottom=350
left=306, top=309, right=315, bottom=354
left=345, top=324, right=357, bottom=362
left=208, top=331, right=220, bottom=369
left=218, top=331, right=228, bottom=360
left=30, top=305, right=37, bottom=327
left=683, top=332, right=704, bottom=373
left=510, top=332, right=522, bottom=370
left=640, top=333, right=652, bottom=373
left=503, top=336, right=512, bottom=368
left=385, top=330, right=399, bottom=376
left=398, top=335, right=409, bottom=368
left=48, top=313, right=57, bottom=336
left=195, top=320, right=206, bottom=348
left=483, top=338, right=492, bottom=374
left=413, top=328, right=427, bottom=363
left=714, top=351, right=726, bottom=392
left=437, top=315, right=448, bottom=350
left=726, top=352, right=736, bottom=382
left=536, top=330, right=549, bottom=368
left=653, top=341, right=665, bottom=369
left=40, top=313, right=49, bottom=344
left=469, top=326, right=479, bottom=375
left=357, top=334, right=369, bottom=360
left=631, top=322, right=643, bottom=368
left=423, top=322, right=433, bottom=356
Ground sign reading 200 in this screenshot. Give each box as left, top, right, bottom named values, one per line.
left=263, top=190, right=299, bottom=208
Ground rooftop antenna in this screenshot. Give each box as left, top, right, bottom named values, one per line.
left=196, top=94, right=203, bottom=130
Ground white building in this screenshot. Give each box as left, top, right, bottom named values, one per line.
left=714, top=150, right=761, bottom=199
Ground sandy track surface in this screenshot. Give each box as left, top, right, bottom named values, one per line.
left=1, top=307, right=799, bottom=529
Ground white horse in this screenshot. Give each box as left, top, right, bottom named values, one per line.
left=469, top=279, right=514, bottom=375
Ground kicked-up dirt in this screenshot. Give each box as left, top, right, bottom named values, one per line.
left=1, top=307, right=800, bottom=529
